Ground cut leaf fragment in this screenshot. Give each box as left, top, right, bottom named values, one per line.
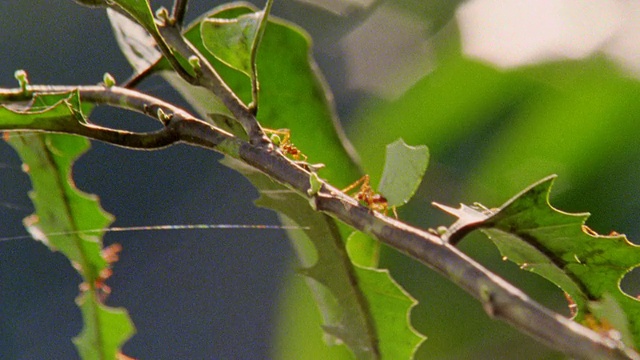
left=378, top=138, right=429, bottom=207
left=436, top=175, right=640, bottom=348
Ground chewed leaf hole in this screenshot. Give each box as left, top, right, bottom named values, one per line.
left=620, top=266, right=640, bottom=299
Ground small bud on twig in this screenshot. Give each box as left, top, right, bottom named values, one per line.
left=102, top=72, right=116, bottom=88
left=14, top=69, right=30, bottom=95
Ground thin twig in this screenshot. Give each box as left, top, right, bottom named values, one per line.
left=0, top=85, right=238, bottom=151
left=171, top=0, right=189, bottom=28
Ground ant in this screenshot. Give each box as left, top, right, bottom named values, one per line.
left=342, top=174, right=397, bottom=218
left=265, top=128, right=307, bottom=161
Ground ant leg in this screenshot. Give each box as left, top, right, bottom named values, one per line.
left=343, top=174, right=370, bottom=193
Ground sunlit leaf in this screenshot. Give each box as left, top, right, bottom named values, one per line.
left=437, top=175, right=640, bottom=348
left=378, top=138, right=429, bottom=207
left=74, top=291, right=136, bottom=360
left=0, top=91, right=88, bottom=132
left=354, top=266, right=425, bottom=359
left=109, top=0, right=158, bottom=35
left=348, top=232, right=426, bottom=358
left=201, top=11, right=262, bottom=77
left=4, top=95, right=135, bottom=359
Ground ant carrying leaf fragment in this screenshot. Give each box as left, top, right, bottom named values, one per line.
left=265, top=128, right=307, bottom=161
left=343, top=174, right=398, bottom=218
left=265, top=128, right=324, bottom=173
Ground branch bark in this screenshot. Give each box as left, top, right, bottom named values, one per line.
left=1, top=84, right=637, bottom=359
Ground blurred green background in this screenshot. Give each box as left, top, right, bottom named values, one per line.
left=1, top=0, right=639, bottom=359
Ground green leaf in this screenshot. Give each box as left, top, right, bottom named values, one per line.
left=353, top=266, right=425, bottom=359
left=0, top=90, right=89, bottom=132
left=437, top=175, right=640, bottom=348
left=5, top=132, right=111, bottom=276
left=227, top=159, right=378, bottom=358
left=74, top=291, right=136, bottom=360
left=200, top=11, right=262, bottom=77
left=347, top=231, right=381, bottom=268
left=378, top=138, right=429, bottom=207
left=200, top=0, right=272, bottom=109
left=109, top=0, right=158, bottom=35
left=4, top=95, right=135, bottom=358
left=348, top=232, right=426, bottom=358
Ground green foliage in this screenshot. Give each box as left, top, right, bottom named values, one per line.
left=200, top=4, right=266, bottom=78
left=74, top=291, right=135, bottom=360
left=200, top=0, right=272, bottom=107
left=107, top=2, right=427, bottom=358
left=0, top=91, right=88, bottom=132
left=437, top=175, right=640, bottom=348
left=4, top=0, right=640, bottom=359
left=346, top=50, right=640, bottom=357
left=5, top=129, right=134, bottom=359
left=109, top=0, right=158, bottom=35
left=201, top=13, right=262, bottom=76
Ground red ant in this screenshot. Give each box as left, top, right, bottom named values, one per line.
left=343, top=175, right=397, bottom=218
left=265, top=128, right=307, bottom=161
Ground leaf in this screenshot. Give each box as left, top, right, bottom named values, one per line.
left=353, top=266, right=425, bottom=359
left=378, top=138, right=429, bottom=207
left=4, top=96, right=135, bottom=358
left=200, top=11, right=262, bottom=77
left=348, top=232, right=426, bottom=358
left=109, top=0, right=158, bottom=35
left=0, top=90, right=89, bottom=132
left=200, top=0, right=272, bottom=108
left=74, top=291, right=136, bottom=360
left=437, top=175, right=640, bottom=348
left=107, top=8, right=162, bottom=74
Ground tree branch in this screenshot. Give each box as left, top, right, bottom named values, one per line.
left=0, top=85, right=239, bottom=152
left=1, top=84, right=638, bottom=359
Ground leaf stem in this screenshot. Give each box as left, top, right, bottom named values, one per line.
left=171, top=0, right=189, bottom=28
